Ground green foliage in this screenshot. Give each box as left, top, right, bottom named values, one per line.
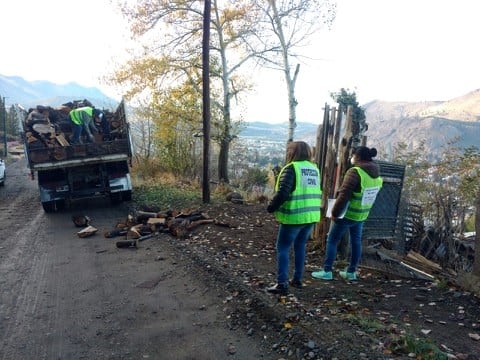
left=133, top=157, right=164, bottom=180
left=465, top=213, right=476, bottom=232
left=388, top=334, right=448, bottom=360
left=330, top=88, right=366, bottom=122
left=393, top=140, right=480, bottom=268
left=346, top=314, right=385, bottom=333
left=133, top=182, right=203, bottom=210
left=237, top=166, right=269, bottom=190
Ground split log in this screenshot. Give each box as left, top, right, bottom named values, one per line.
left=77, top=225, right=98, bottom=238
left=32, top=123, right=55, bottom=136
left=127, top=224, right=152, bottom=239
left=147, top=217, right=166, bottom=225
left=56, top=134, right=70, bottom=146
left=403, top=250, right=442, bottom=275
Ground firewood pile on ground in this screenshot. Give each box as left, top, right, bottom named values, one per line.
left=72, top=208, right=234, bottom=248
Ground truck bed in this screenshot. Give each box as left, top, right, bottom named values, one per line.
left=23, top=99, right=132, bottom=172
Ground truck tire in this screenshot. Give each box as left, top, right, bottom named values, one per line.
left=110, top=193, right=122, bottom=204
left=42, top=201, right=56, bottom=213
left=42, top=200, right=65, bottom=213
left=122, top=190, right=132, bottom=201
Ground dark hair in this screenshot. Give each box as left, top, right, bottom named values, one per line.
left=93, top=109, right=104, bottom=118
left=353, top=146, right=377, bottom=161
left=285, top=141, right=313, bottom=163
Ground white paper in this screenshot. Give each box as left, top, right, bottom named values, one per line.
left=326, top=198, right=348, bottom=219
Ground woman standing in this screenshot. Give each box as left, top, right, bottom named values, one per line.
left=266, top=141, right=322, bottom=294
left=312, top=146, right=383, bottom=281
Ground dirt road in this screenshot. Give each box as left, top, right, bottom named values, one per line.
left=0, top=159, right=273, bottom=360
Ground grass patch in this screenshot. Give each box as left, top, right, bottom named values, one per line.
left=133, top=183, right=204, bottom=210
left=348, top=315, right=448, bottom=359
left=387, top=333, right=448, bottom=359
left=347, top=314, right=385, bottom=333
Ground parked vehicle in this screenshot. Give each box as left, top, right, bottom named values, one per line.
left=22, top=99, right=133, bottom=212
left=0, top=158, right=5, bottom=186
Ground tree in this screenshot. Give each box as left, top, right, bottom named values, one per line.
left=394, top=141, right=480, bottom=270
left=114, top=0, right=260, bottom=183
left=7, top=105, right=21, bottom=137
left=330, top=88, right=366, bottom=148
left=253, top=0, right=336, bottom=142
left=473, top=191, right=480, bottom=275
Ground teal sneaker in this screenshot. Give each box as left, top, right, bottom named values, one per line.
left=311, top=270, right=333, bottom=280
left=339, top=270, right=358, bottom=281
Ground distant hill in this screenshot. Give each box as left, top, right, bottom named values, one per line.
left=0, top=74, right=119, bottom=110
left=240, top=90, right=480, bottom=160
left=2, top=74, right=479, bottom=158
left=363, top=89, right=480, bottom=159
left=239, top=121, right=317, bottom=142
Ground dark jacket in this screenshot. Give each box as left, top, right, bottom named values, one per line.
left=267, top=164, right=295, bottom=213
left=332, top=160, right=380, bottom=218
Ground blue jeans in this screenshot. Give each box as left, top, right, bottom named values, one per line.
left=276, top=223, right=314, bottom=285
left=71, top=121, right=95, bottom=144
left=324, top=218, right=364, bottom=273
left=71, top=123, right=83, bottom=144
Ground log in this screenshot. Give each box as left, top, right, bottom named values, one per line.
left=127, top=224, right=152, bottom=239
left=104, top=228, right=128, bottom=238
left=72, top=214, right=90, bottom=227
left=56, top=134, right=70, bottom=146
left=52, top=147, right=67, bottom=161
left=77, top=225, right=98, bottom=238
left=127, top=225, right=142, bottom=239
left=32, top=123, right=55, bottom=135
left=186, top=219, right=214, bottom=230
left=406, top=251, right=442, bottom=271
left=147, top=218, right=166, bottom=225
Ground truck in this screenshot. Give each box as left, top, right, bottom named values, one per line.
left=22, top=99, right=133, bottom=212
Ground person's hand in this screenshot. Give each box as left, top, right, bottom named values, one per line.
left=267, top=204, right=275, bottom=213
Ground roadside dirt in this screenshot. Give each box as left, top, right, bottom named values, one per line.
left=0, top=159, right=274, bottom=360
left=171, top=200, right=480, bottom=360
left=1, top=158, right=479, bottom=360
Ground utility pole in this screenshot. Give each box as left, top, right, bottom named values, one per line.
left=1, top=97, right=6, bottom=158
left=202, top=0, right=211, bottom=203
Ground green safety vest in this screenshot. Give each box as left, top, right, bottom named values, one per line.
left=274, top=160, right=322, bottom=224
left=344, top=166, right=383, bottom=221
left=70, top=106, right=93, bottom=125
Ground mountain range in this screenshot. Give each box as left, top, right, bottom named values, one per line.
left=0, top=74, right=118, bottom=110
left=362, top=90, right=480, bottom=159
left=1, top=74, right=479, bottom=158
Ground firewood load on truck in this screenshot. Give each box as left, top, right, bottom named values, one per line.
left=22, top=99, right=133, bottom=213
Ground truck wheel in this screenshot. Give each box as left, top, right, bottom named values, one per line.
left=42, top=200, right=65, bottom=213
left=42, top=201, right=56, bottom=213
left=122, top=190, right=132, bottom=201
left=110, top=193, right=122, bottom=204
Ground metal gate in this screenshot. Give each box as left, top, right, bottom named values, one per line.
left=363, top=160, right=406, bottom=244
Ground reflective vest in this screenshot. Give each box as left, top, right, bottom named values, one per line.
left=274, top=160, right=322, bottom=224
left=70, top=106, right=93, bottom=125
left=344, top=166, right=383, bottom=221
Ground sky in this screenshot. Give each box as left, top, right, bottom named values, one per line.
left=1, top=0, right=479, bottom=124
